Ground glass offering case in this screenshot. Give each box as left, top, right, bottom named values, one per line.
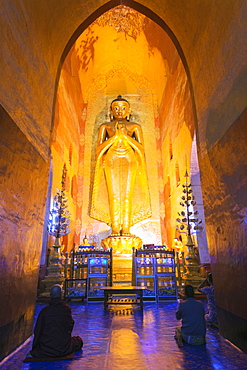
left=87, top=257, right=109, bottom=300
left=156, top=254, right=177, bottom=300
left=64, top=278, right=87, bottom=301
left=134, top=248, right=177, bottom=301
left=68, top=248, right=112, bottom=300
left=134, top=257, right=156, bottom=300
left=71, top=248, right=112, bottom=284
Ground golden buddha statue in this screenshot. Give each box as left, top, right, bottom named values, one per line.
left=82, top=236, right=90, bottom=246
left=90, top=95, right=151, bottom=236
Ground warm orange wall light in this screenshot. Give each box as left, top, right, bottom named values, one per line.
left=51, top=5, right=194, bottom=251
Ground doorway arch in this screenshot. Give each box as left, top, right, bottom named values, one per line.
left=48, top=1, right=199, bottom=255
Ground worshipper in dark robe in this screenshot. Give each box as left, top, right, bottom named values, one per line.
left=175, top=285, right=206, bottom=347
left=30, top=284, right=83, bottom=358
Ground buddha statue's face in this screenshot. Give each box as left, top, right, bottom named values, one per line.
left=111, top=101, right=130, bottom=119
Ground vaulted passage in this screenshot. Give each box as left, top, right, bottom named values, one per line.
left=52, top=5, right=196, bottom=251
left=0, top=0, right=247, bottom=363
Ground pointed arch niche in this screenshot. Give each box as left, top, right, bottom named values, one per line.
left=50, top=4, right=204, bottom=256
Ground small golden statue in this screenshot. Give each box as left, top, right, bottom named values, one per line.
left=82, top=235, right=90, bottom=246
left=90, top=95, right=151, bottom=236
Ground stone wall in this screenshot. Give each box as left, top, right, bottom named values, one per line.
left=199, top=107, right=247, bottom=353
left=0, top=106, right=49, bottom=361
left=0, top=0, right=247, bottom=358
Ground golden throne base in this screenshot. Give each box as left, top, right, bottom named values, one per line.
left=102, top=235, right=142, bottom=285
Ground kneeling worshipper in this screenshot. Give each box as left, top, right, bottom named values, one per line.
left=175, top=284, right=206, bottom=347
left=30, top=284, right=83, bottom=358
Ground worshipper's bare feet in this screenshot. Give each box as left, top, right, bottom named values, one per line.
left=175, top=329, right=183, bottom=347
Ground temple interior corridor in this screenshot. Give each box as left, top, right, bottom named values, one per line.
left=1, top=0, right=247, bottom=365
left=2, top=301, right=247, bottom=370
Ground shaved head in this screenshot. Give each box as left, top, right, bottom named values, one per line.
left=50, top=284, right=62, bottom=298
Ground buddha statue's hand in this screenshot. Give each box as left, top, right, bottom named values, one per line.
left=115, top=121, right=127, bottom=136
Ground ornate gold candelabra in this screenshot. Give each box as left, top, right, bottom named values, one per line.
left=39, top=165, right=70, bottom=297
left=40, top=237, right=65, bottom=296
left=176, top=171, right=204, bottom=290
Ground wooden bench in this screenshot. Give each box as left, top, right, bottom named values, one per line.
left=101, top=286, right=145, bottom=309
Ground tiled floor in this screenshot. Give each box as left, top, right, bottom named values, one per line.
left=1, top=301, right=247, bottom=369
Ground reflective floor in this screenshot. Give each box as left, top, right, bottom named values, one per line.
left=2, top=301, right=247, bottom=369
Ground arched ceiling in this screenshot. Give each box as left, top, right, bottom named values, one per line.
left=68, top=5, right=180, bottom=108
left=54, top=4, right=191, bottom=160
left=0, top=0, right=246, bottom=159
left=53, top=5, right=195, bottom=246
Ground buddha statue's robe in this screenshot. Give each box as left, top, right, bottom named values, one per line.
left=90, top=119, right=151, bottom=235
